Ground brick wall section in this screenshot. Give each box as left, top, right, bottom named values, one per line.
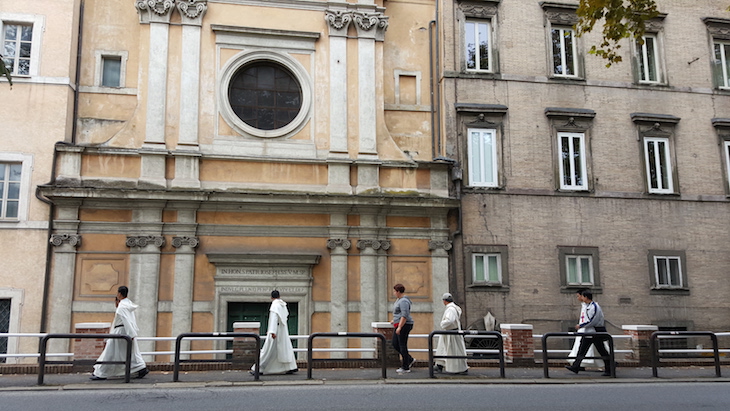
left=73, top=323, right=111, bottom=361
left=500, top=324, right=534, bottom=366
left=623, top=325, right=658, bottom=367
left=232, top=322, right=261, bottom=370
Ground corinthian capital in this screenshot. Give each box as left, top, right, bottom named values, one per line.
left=352, top=11, right=388, bottom=40
left=325, top=9, right=352, bottom=37
left=135, top=0, right=176, bottom=24
left=172, top=236, right=200, bottom=248
left=327, top=238, right=352, bottom=250
left=126, top=235, right=166, bottom=248
left=357, top=239, right=391, bottom=251
left=50, top=234, right=82, bottom=248
left=177, top=0, right=207, bottom=26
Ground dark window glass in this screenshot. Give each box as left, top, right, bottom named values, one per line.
left=229, top=62, right=302, bottom=130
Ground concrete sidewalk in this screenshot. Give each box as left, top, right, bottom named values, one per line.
left=2, top=365, right=729, bottom=391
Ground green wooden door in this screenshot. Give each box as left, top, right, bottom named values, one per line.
left=226, top=302, right=299, bottom=356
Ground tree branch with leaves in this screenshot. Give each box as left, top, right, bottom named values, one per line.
left=575, top=0, right=660, bottom=67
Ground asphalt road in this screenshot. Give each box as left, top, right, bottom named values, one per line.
left=3, top=382, right=730, bottom=411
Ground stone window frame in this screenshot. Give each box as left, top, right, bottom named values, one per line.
left=541, top=2, right=584, bottom=81
left=94, top=50, right=129, bottom=89
left=647, top=250, right=689, bottom=295
left=213, top=25, right=318, bottom=140
left=0, top=12, right=45, bottom=78
left=465, top=244, right=509, bottom=291
left=631, top=113, right=680, bottom=195
left=702, top=17, right=730, bottom=91
left=558, top=246, right=601, bottom=294
left=631, top=15, right=668, bottom=86
left=457, top=1, right=501, bottom=75
left=545, top=107, right=596, bottom=193
left=456, top=103, right=508, bottom=190
left=0, top=152, right=32, bottom=222
left=711, top=118, right=730, bottom=195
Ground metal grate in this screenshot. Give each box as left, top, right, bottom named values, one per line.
left=0, top=299, right=10, bottom=363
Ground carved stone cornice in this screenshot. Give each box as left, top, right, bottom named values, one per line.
left=352, top=11, right=389, bottom=40
left=50, top=234, right=82, bottom=248
left=428, top=240, right=453, bottom=251
left=325, top=9, right=353, bottom=37
left=177, top=0, right=207, bottom=26
left=459, top=2, right=499, bottom=19
left=126, top=235, right=166, bottom=248
left=327, top=238, right=352, bottom=250
left=171, top=236, right=200, bottom=248
left=356, top=239, right=391, bottom=251
left=704, top=18, right=730, bottom=41
left=135, top=0, right=176, bottom=24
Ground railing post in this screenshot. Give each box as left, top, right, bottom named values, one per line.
left=73, top=322, right=111, bottom=372
left=500, top=324, right=534, bottom=366
left=622, top=325, right=658, bottom=366
left=232, top=322, right=260, bottom=370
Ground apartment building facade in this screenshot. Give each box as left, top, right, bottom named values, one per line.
left=441, top=0, right=730, bottom=335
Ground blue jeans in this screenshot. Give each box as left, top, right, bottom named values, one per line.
left=392, top=323, right=414, bottom=368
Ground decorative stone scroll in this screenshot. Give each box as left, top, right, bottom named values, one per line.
left=325, top=9, right=388, bottom=40
left=135, top=0, right=176, bottom=23
left=126, top=235, right=166, bottom=248
left=428, top=240, right=453, bottom=251
left=171, top=236, right=200, bottom=248
left=50, top=234, right=82, bottom=247
left=357, top=239, right=391, bottom=251
left=326, top=239, right=352, bottom=250
left=324, top=9, right=353, bottom=36
left=177, top=0, right=207, bottom=25
left=460, top=2, right=499, bottom=19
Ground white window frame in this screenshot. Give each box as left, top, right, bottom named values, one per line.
left=565, top=255, right=594, bottom=286
left=551, top=26, right=578, bottom=77
left=472, top=253, right=502, bottom=284
left=0, top=13, right=44, bottom=78
left=643, top=137, right=673, bottom=194
left=467, top=128, right=499, bottom=187
left=637, top=34, right=662, bottom=84
left=557, top=132, right=588, bottom=190
left=714, top=41, right=730, bottom=89
left=94, top=50, right=128, bottom=88
left=653, top=255, right=683, bottom=288
left=465, top=19, right=493, bottom=72
left=0, top=153, right=32, bottom=222
left=725, top=140, right=730, bottom=192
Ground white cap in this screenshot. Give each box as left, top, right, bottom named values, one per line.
left=442, top=293, right=453, bottom=301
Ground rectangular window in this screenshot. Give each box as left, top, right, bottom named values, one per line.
left=101, top=56, right=122, bottom=87
left=473, top=253, right=501, bottom=284
left=637, top=34, right=660, bottom=83
left=2, top=23, right=32, bottom=76
left=566, top=255, right=593, bottom=285
left=551, top=27, right=577, bottom=77
left=714, top=41, right=730, bottom=89
left=465, top=20, right=492, bottom=72
left=0, top=299, right=9, bottom=363
left=644, top=137, right=673, bottom=193
left=0, top=163, right=21, bottom=219
left=654, top=256, right=682, bottom=288
left=558, top=132, right=587, bottom=190
left=725, top=141, right=730, bottom=191
left=467, top=128, right=498, bottom=187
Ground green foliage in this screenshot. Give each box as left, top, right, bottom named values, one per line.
left=0, top=54, right=12, bottom=88
left=575, top=0, right=660, bottom=67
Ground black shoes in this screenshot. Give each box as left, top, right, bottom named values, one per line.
left=136, top=368, right=149, bottom=379
left=564, top=365, right=580, bottom=374
left=434, top=364, right=444, bottom=374
left=89, top=374, right=106, bottom=380
left=285, top=368, right=298, bottom=374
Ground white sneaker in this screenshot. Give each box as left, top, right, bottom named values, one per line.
left=396, top=368, right=411, bottom=373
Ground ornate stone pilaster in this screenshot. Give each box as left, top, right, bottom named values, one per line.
left=428, top=240, right=452, bottom=251
left=171, top=236, right=200, bottom=248
left=324, top=9, right=353, bottom=37
left=126, top=235, right=166, bottom=248
left=326, top=238, right=352, bottom=250
left=135, top=0, right=176, bottom=24
left=356, top=239, right=391, bottom=251
left=177, top=0, right=207, bottom=25
left=352, top=11, right=389, bottom=41
left=50, top=234, right=82, bottom=248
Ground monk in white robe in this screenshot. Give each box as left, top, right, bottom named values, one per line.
left=434, top=293, right=468, bottom=374
left=252, top=290, right=298, bottom=375
left=91, top=286, right=148, bottom=380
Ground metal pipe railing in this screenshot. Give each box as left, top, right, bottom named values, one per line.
left=541, top=332, right=615, bottom=378
left=173, top=332, right=261, bottom=381
left=307, top=332, right=387, bottom=380
left=427, top=330, right=504, bottom=378
left=650, top=331, right=721, bottom=377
